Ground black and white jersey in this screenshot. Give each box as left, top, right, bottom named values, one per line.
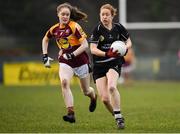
left=89, top=22, right=130, bottom=65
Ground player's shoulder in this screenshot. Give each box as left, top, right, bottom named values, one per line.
left=68, top=21, right=83, bottom=32
left=92, top=22, right=103, bottom=32
left=114, top=22, right=124, bottom=28
left=114, top=22, right=128, bottom=32
left=69, top=20, right=76, bottom=26
left=49, top=23, right=59, bottom=30
left=47, top=23, right=59, bottom=35
left=69, top=21, right=81, bottom=28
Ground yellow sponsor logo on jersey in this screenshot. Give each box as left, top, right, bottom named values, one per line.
left=99, top=35, right=105, bottom=42
left=57, top=38, right=70, bottom=49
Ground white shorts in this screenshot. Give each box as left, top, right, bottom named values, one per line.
left=59, top=63, right=89, bottom=79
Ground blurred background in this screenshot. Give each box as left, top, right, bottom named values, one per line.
left=0, top=0, right=180, bottom=85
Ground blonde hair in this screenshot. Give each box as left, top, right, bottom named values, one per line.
left=100, top=4, right=117, bottom=17
left=57, top=3, right=87, bottom=21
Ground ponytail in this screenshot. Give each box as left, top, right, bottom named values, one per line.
left=70, top=6, right=87, bottom=21
left=57, top=3, right=87, bottom=22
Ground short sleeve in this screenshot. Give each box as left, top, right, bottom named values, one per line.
left=116, top=23, right=130, bottom=41
left=45, top=29, right=53, bottom=38
left=73, top=23, right=87, bottom=42
left=89, top=25, right=100, bottom=44
left=44, top=23, right=59, bottom=39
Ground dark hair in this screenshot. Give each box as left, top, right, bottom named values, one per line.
left=57, top=3, right=87, bottom=21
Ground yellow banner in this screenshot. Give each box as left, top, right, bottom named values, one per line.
left=3, top=62, right=77, bottom=86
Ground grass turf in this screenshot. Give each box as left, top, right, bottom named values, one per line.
left=0, top=81, right=180, bottom=133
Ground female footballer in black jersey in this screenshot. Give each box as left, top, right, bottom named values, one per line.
left=89, top=4, right=132, bottom=129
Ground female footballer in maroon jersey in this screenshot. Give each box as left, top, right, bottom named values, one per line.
left=42, top=3, right=97, bottom=123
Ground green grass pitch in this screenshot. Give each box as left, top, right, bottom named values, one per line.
left=0, top=81, right=180, bottom=133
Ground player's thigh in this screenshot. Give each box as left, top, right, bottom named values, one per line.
left=106, top=68, right=119, bottom=88
left=96, top=77, right=109, bottom=100
left=79, top=74, right=90, bottom=92
left=59, top=63, right=74, bottom=82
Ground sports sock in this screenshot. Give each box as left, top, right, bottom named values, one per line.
left=114, top=111, right=122, bottom=119
left=67, top=106, right=74, bottom=115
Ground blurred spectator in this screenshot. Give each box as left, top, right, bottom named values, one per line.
left=118, top=48, right=136, bottom=85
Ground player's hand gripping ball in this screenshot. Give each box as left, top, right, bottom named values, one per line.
left=111, top=41, right=128, bottom=56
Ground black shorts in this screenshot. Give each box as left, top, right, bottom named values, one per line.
left=92, top=60, right=122, bottom=82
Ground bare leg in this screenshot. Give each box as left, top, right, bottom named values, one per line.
left=79, top=74, right=97, bottom=112
left=59, top=63, right=74, bottom=112
left=107, top=69, right=125, bottom=129
left=96, top=77, right=113, bottom=114
left=106, top=69, right=121, bottom=113
left=79, top=74, right=95, bottom=98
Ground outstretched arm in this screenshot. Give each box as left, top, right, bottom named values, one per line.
left=42, top=36, right=53, bottom=68
left=42, top=36, right=49, bottom=54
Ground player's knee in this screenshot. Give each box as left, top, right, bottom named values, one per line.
left=102, top=98, right=110, bottom=105
left=83, top=87, right=94, bottom=96
left=83, top=90, right=89, bottom=96
left=61, top=79, right=69, bottom=89
left=109, top=86, right=116, bottom=93
left=83, top=89, right=91, bottom=96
